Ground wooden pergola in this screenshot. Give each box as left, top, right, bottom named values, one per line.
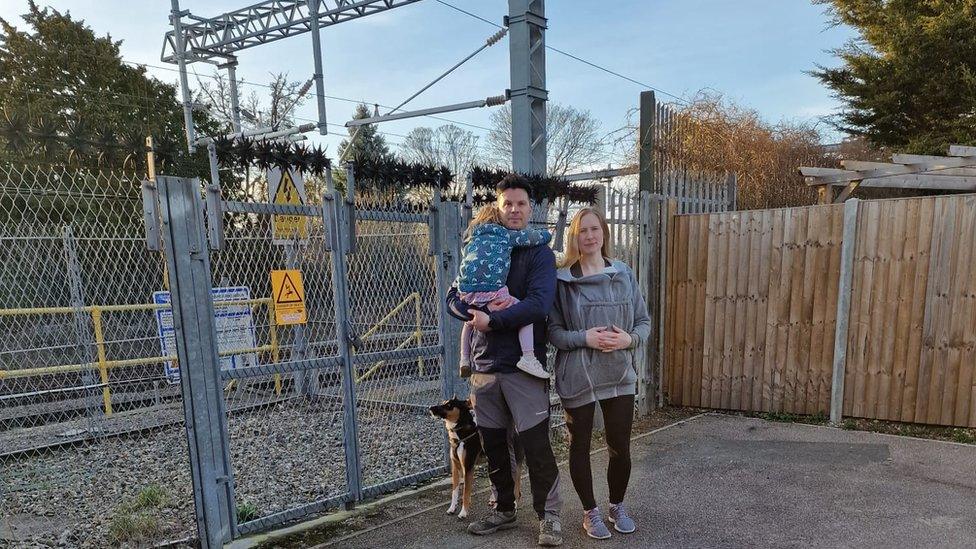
left=800, top=144, right=976, bottom=204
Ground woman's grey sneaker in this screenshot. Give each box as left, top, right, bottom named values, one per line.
left=517, top=354, right=550, bottom=379
left=467, top=509, right=517, bottom=535
left=538, top=517, right=563, bottom=546
left=608, top=503, right=636, bottom=534
left=582, top=507, right=611, bottom=539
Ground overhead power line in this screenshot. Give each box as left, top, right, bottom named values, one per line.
left=433, top=0, right=690, bottom=105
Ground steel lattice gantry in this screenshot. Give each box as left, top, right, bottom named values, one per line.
left=163, top=0, right=547, bottom=177
left=508, top=0, right=547, bottom=176
left=161, top=0, right=423, bottom=64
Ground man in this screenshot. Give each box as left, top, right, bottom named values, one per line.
left=446, top=175, right=563, bottom=547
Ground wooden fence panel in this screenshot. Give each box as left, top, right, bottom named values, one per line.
left=666, top=204, right=845, bottom=414
left=666, top=194, right=976, bottom=427
left=842, top=195, right=976, bottom=426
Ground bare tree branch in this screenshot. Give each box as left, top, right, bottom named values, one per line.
left=400, top=124, right=481, bottom=181
left=486, top=103, right=605, bottom=176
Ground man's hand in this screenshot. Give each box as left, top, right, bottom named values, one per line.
left=597, top=325, right=633, bottom=352
left=487, top=296, right=516, bottom=312
left=468, top=310, right=492, bottom=332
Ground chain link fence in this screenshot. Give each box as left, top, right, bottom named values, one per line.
left=0, top=163, right=456, bottom=546
left=0, top=164, right=195, bottom=547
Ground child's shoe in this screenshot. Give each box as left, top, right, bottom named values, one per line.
left=516, top=355, right=549, bottom=379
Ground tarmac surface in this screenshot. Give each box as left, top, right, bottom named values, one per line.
left=330, top=413, right=976, bottom=549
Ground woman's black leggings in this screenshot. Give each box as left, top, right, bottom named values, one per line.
left=564, top=394, right=634, bottom=511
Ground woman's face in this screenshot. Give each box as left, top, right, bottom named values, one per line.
left=576, top=212, right=604, bottom=256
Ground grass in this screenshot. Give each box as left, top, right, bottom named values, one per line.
left=237, top=501, right=260, bottom=524
left=755, top=410, right=829, bottom=426
left=107, top=485, right=173, bottom=546
left=951, top=429, right=976, bottom=444
left=832, top=417, right=976, bottom=444
left=109, top=513, right=161, bottom=546
left=134, top=484, right=172, bottom=509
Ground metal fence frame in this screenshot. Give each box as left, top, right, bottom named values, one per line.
left=150, top=172, right=463, bottom=545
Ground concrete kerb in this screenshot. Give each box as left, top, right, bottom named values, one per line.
left=225, top=412, right=710, bottom=549
left=223, top=478, right=454, bottom=549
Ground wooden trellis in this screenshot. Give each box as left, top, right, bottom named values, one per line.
left=800, top=144, right=976, bottom=204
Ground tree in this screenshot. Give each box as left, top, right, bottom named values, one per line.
left=812, top=0, right=976, bottom=154
left=195, top=72, right=310, bottom=132
left=0, top=1, right=218, bottom=175
left=614, top=91, right=835, bottom=209
left=486, top=103, right=605, bottom=176
left=338, top=103, right=391, bottom=165
left=400, top=124, right=481, bottom=179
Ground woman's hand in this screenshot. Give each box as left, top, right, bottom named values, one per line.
left=596, top=325, right=632, bottom=352
left=584, top=327, right=608, bottom=349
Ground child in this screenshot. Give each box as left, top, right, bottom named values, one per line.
left=455, top=204, right=551, bottom=379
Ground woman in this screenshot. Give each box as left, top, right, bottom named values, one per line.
left=548, top=207, right=651, bottom=540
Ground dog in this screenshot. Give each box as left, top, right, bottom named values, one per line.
left=429, top=397, right=522, bottom=519
left=430, top=397, right=482, bottom=518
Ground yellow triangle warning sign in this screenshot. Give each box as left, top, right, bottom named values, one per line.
left=275, top=272, right=304, bottom=304
left=273, top=170, right=301, bottom=205
left=271, top=270, right=307, bottom=325
left=269, top=168, right=308, bottom=243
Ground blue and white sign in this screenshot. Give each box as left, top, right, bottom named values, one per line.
left=153, top=286, right=258, bottom=384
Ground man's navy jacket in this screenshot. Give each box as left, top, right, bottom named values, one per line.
left=446, top=242, right=557, bottom=375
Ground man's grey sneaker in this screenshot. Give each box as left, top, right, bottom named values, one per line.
left=538, top=517, right=563, bottom=546
left=608, top=503, right=636, bottom=534
left=517, top=354, right=550, bottom=379
left=467, top=509, right=516, bottom=536
left=583, top=507, right=611, bottom=539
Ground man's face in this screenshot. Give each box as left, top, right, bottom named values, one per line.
left=497, top=188, right=532, bottom=230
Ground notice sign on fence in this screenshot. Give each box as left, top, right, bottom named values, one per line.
left=267, top=167, right=309, bottom=244
left=153, top=287, right=258, bottom=384
left=271, top=270, right=307, bottom=325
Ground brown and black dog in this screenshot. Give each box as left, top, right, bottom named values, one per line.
left=430, top=397, right=481, bottom=518
left=429, top=397, right=522, bottom=519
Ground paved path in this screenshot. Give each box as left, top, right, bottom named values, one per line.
left=332, top=413, right=976, bottom=548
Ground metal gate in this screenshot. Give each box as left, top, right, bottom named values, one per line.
left=151, top=170, right=461, bottom=546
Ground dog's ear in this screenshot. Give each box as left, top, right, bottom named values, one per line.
left=461, top=398, right=472, bottom=410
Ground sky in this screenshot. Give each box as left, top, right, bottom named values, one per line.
left=0, top=0, right=857, bottom=163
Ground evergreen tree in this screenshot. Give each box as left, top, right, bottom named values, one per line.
left=0, top=1, right=218, bottom=175
left=337, top=103, right=392, bottom=165
left=812, top=0, right=976, bottom=154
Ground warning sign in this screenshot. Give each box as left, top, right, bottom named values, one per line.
left=271, top=269, right=307, bottom=325
left=267, top=167, right=309, bottom=244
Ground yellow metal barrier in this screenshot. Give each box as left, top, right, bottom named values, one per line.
left=355, top=292, right=424, bottom=384
left=0, top=298, right=277, bottom=415
left=1, top=292, right=427, bottom=408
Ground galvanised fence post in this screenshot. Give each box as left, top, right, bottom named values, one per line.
left=157, top=175, right=237, bottom=547
left=434, top=200, right=463, bottom=401
left=323, top=170, right=363, bottom=505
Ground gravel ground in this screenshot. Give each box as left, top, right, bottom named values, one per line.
left=0, top=392, right=444, bottom=548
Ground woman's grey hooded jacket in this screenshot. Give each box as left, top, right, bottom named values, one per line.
left=548, top=259, right=651, bottom=409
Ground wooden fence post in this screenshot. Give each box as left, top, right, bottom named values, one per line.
left=830, top=198, right=860, bottom=423
left=657, top=198, right=677, bottom=407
